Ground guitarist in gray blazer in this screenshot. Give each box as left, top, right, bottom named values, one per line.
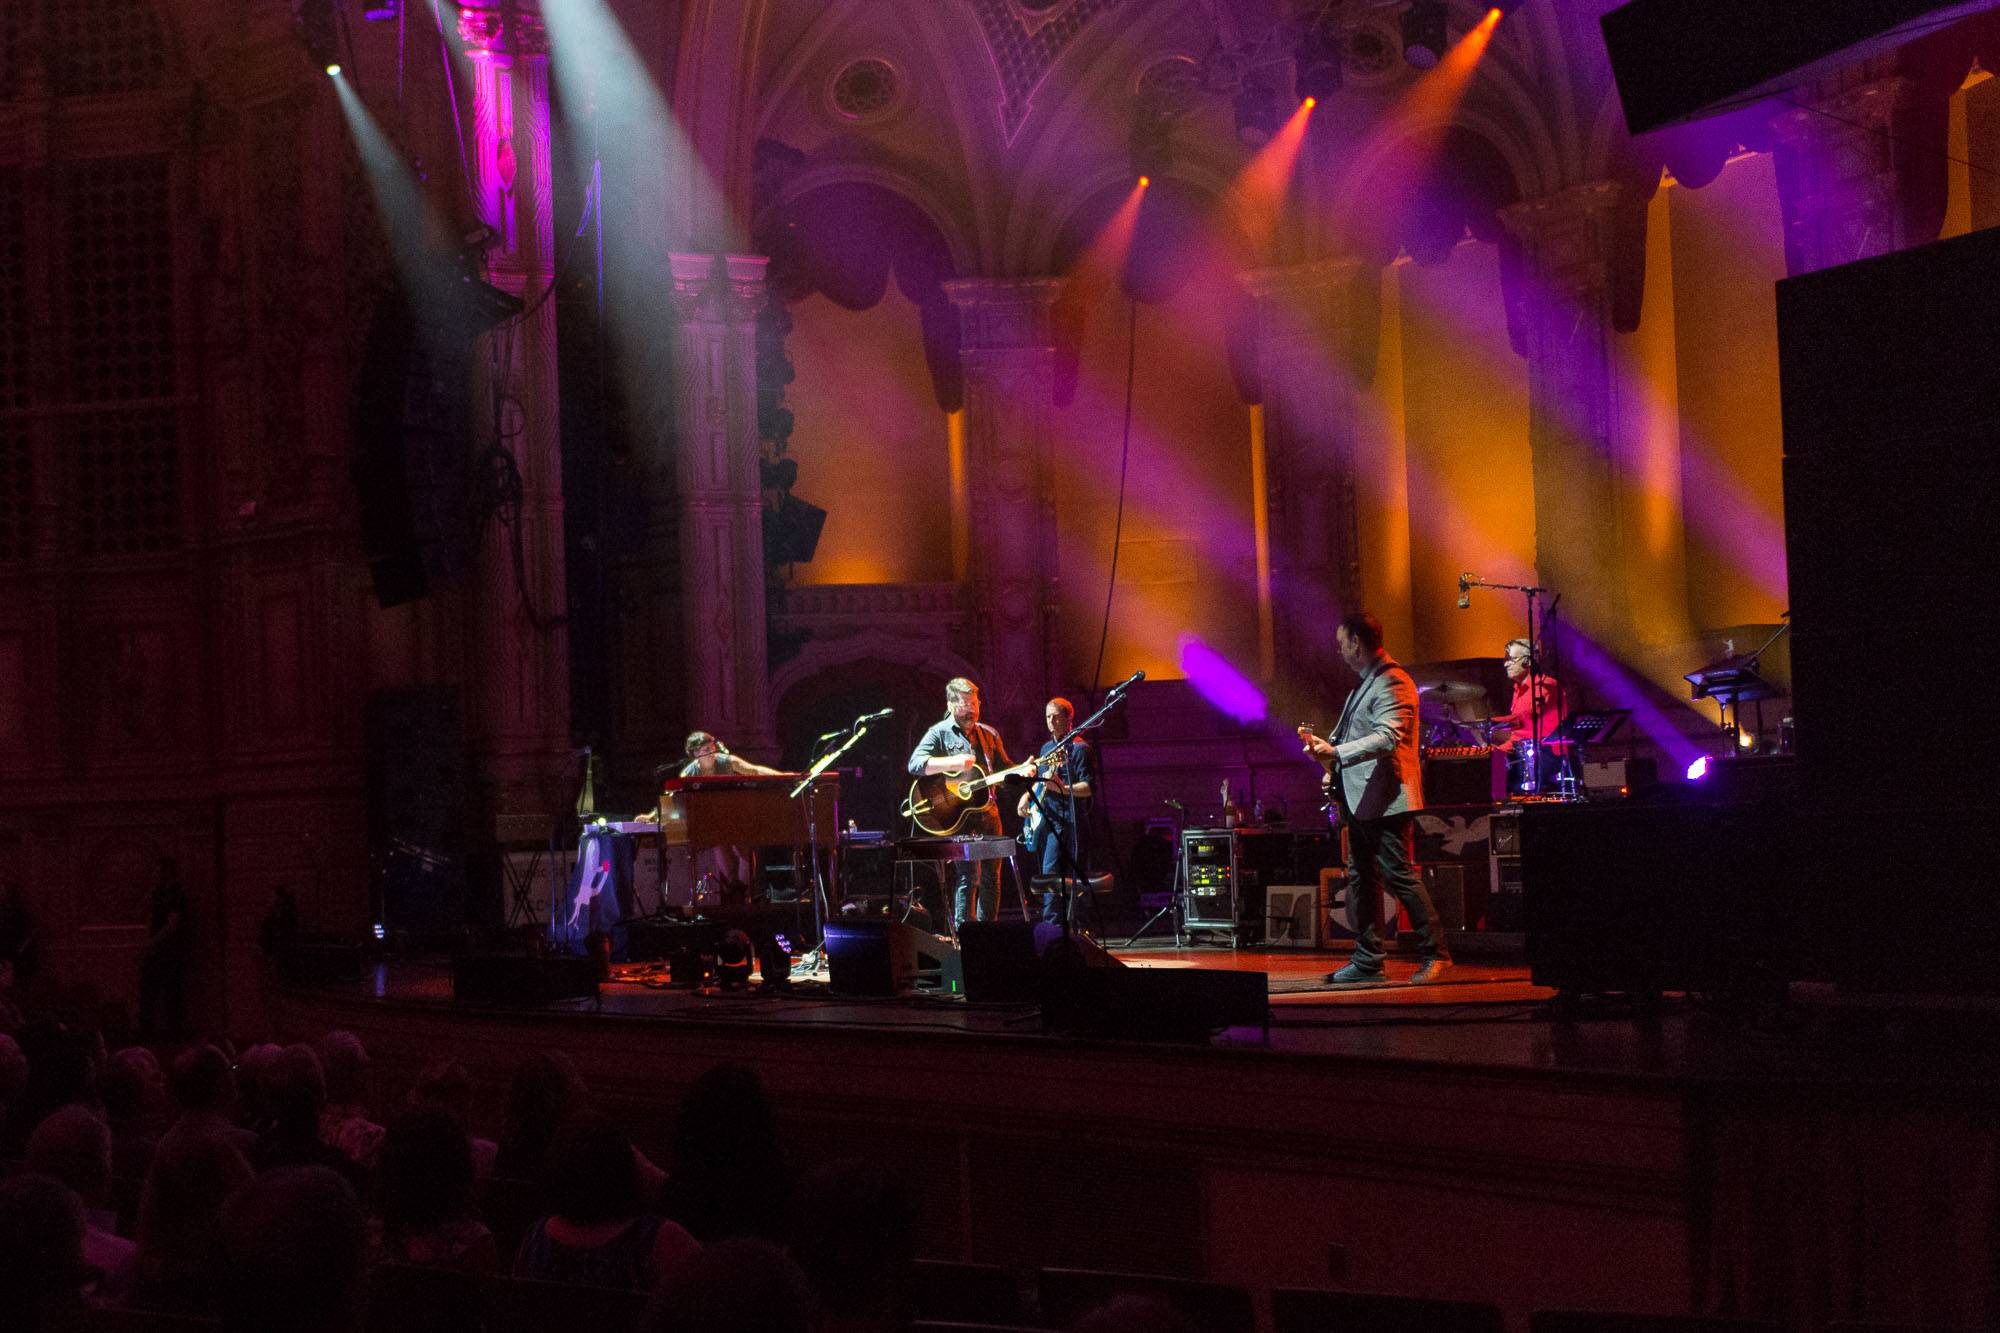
left=1301, top=612, right=1454, bottom=986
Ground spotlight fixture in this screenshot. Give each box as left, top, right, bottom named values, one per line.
left=325, top=63, right=342, bottom=77
left=1129, top=107, right=1175, bottom=182
left=292, top=0, right=341, bottom=72
left=1401, top=0, right=1449, bottom=70
left=363, top=1, right=401, bottom=18
left=1232, top=82, right=1281, bottom=148
left=1295, top=18, right=1344, bottom=102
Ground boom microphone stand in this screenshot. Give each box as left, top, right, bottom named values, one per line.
left=1029, top=672, right=1141, bottom=943
left=1461, top=575, right=1553, bottom=794
left=788, top=710, right=885, bottom=979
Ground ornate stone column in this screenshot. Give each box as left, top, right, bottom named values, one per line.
left=669, top=252, right=774, bottom=752
left=942, top=278, right=1062, bottom=746
left=1771, top=69, right=1923, bottom=276
left=1240, top=258, right=1367, bottom=686
left=459, top=2, right=572, bottom=826
left=1500, top=182, right=1632, bottom=641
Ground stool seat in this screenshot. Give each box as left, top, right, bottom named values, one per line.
left=1030, top=873, right=1115, bottom=894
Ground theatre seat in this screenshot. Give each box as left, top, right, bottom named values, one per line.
left=1037, top=1266, right=1253, bottom=1333
left=1531, top=1313, right=1780, bottom=1333
left=1273, top=1287, right=1505, bottom=1333
left=910, top=1258, right=1038, bottom=1326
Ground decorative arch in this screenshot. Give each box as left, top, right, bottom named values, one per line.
left=770, top=623, right=979, bottom=715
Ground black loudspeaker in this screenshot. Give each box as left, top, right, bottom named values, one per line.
left=958, top=921, right=1122, bottom=1003
left=451, top=953, right=600, bottom=1007
left=366, top=687, right=470, bottom=937
left=1600, top=0, right=1963, bottom=135
left=1041, top=967, right=1269, bottom=1042
left=1520, top=801, right=1794, bottom=996
left=1777, top=227, right=2000, bottom=991
left=823, top=920, right=957, bottom=996
left=352, top=295, right=477, bottom=608
left=1418, top=864, right=1470, bottom=934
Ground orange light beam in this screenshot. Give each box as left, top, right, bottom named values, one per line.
left=1333, top=7, right=1501, bottom=258
left=1224, top=96, right=1316, bottom=256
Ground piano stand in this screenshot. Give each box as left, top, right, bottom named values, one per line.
left=895, top=836, right=1034, bottom=935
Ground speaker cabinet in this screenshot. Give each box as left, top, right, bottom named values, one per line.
left=823, top=920, right=957, bottom=996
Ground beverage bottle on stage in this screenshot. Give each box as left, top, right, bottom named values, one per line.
left=1222, top=778, right=1238, bottom=828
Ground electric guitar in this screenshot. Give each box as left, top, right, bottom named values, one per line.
left=903, top=746, right=1067, bottom=837
left=1297, top=724, right=1341, bottom=831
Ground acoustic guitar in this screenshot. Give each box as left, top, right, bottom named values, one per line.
left=903, top=747, right=1066, bottom=837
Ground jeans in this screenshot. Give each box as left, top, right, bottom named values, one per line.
left=951, top=807, right=1003, bottom=928
left=1344, top=811, right=1447, bottom=972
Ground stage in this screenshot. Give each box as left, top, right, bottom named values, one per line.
left=245, top=929, right=1973, bottom=1332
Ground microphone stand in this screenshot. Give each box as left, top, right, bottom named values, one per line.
left=789, top=713, right=879, bottom=978
left=1464, top=576, right=1552, bottom=794
left=1028, top=685, right=1134, bottom=944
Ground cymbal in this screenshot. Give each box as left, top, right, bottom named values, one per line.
left=1417, top=680, right=1486, bottom=703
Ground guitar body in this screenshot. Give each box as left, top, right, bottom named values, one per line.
left=903, top=766, right=995, bottom=836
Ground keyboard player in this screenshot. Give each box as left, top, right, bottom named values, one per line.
left=673, top=731, right=783, bottom=900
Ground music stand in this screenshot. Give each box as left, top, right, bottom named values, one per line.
left=1686, top=620, right=1788, bottom=746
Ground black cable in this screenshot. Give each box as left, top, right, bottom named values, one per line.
left=1086, top=297, right=1139, bottom=703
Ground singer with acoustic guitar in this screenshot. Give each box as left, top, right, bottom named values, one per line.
left=906, top=678, right=1018, bottom=928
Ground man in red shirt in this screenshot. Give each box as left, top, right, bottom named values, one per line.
left=1489, top=637, right=1561, bottom=791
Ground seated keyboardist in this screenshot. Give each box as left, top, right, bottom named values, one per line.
left=653, top=731, right=784, bottom=901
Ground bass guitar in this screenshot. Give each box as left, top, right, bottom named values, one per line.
left=903, top=746, right=1066, bottom=837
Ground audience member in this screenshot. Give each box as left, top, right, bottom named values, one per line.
left=252, top=1043, right=365, bottom=1188
left=130, top=1131, right=254, bottom=1316
left=0, top=1173, right=90, bottom=1332
left=317, top=1029, right=386, bottom=1168
left=371, top=1105, right=498, bottom=1274
left=218, top=1165, right=367, bottom=1333
left=661, top=1061, right=788, bottom=1243
left=0, top=1012, right=98, bottom=1157
left=787, top=1159, right=917, bottom=1333
left=164, top=1041, right=259, bottom=1156
left=514, top=1112, right=698, bottom=1291
left=99, top=1044, right=168, bottom=1180
left=233, top=1041, right=285, bottom=1134
left=496, top=1049, right=587, bottom=1180
left=647, top=1237, right=811, bottom=1333
left=26, top=1103, right=138, bottom=1304
left=410, top=1057, right=499, bottom=1177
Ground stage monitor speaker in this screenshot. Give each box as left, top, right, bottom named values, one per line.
left=1600, top=0, right=1975, bottom=135
left=824, top=920, right=957, bottom=996
left=957, top=921, right=1122, bottom=1002
left=1041, top=967, right=1268, bottom=1042
left=451, top=953, right=600, bottom=1007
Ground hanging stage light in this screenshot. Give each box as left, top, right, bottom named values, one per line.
left=1232, top=82, right=1281, bottom=148
left=291, top=0, right=341, bottom=73
left=1401, top=0, right=1450, bottom=69
left=1295, top=16, right=1344, bottom=102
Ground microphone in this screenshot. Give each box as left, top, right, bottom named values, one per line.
left=1457, top=572, right=1475, bottom=610
left=1108, top=669, right=1146, bottom=693
left=814, top=727, right=847, bottom=742
left=1163, top=798, right=1185, bottom=812
left=853, top=707, right=894, bottom=724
